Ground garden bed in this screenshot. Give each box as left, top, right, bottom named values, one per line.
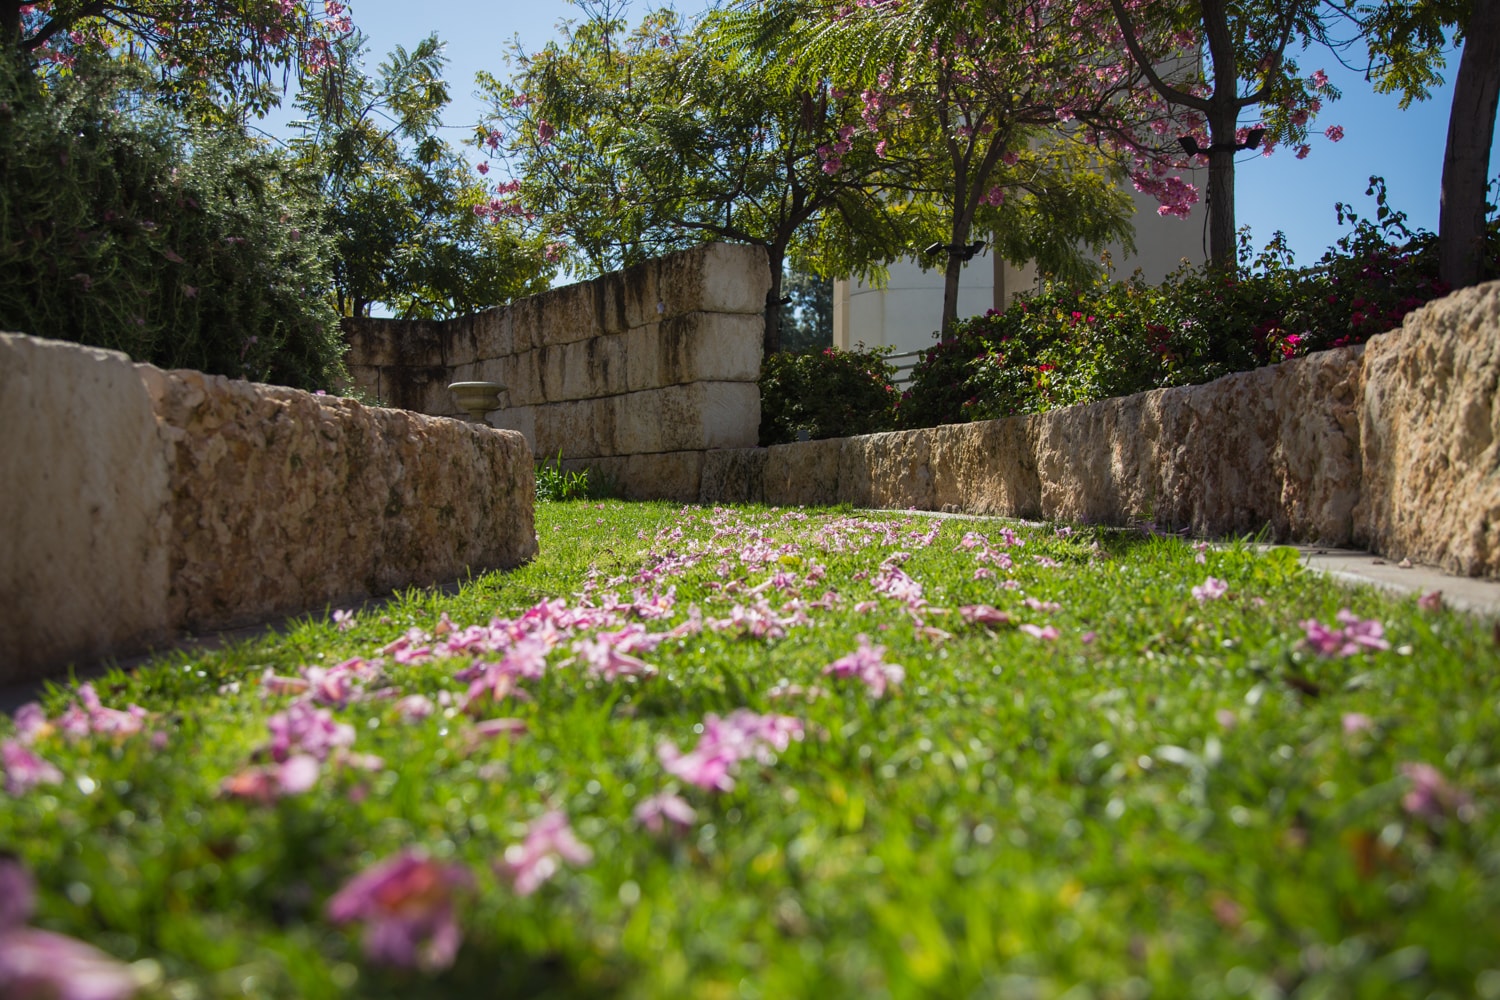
left=3, top=501, right=1497, bottom=998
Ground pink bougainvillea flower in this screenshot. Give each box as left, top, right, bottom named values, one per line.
left=658, top=710, right=803, bottom=791
left=394, top=694, right=435, bottom=722
left=633, top=791, right=696, bottom=834
left=2, top=740, right=62, bottom=795
left=266, top=702, right=354, bottom=762
left=1191, top=577, right=1229, bottom=603
left=0, top=857, right=138, bottom=1000
left=332, top=608, right=356, bottom=631
left=823, top=635, right=904, bottom=697
left=1023, top=597, right=1062, bottom=614
left=1301, top=610, right=1390, bottom=658
left=1018, top=623, right=1060, bottom=641
left=471, top=718, right=528, bottom=741
left=222, top=753, right=321, bottom=803
left=327, top=850, right=474, bottom=971
left=13, top=703, right=48, bottom=743
left=960, top=604, right=1012, bottom=627
left=495, top=811, right=593, bottom=896
left=573, top=636, right=657, bottom=682
left=260, top=669, right=309, bottom=697
left=1341, top=712, right=1374, bottom=735
left=1192, top=541, right=1210, bottom=564
left=55, top=685, right=147, bottom=741
left=1417, top=590, right=1443, bottom=611
left=1399, top=762, right=1471, bottom=821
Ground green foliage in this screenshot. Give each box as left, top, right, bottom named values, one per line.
left=290, top=32, right=552, bottom=319
left=778, top=268, right=833, bottom=351
left=534, top=452, right=609, bottom=503
left=900, top=178, right=1497, bottom=428
left=759, top=345, right=899, bottom=445
left=0, top=55, right=345, bottom=389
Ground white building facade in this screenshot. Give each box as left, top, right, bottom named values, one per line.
left=832, top=177, right=1208, bottom=355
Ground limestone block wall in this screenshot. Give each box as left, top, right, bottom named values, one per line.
left=702, top=280, right=1500, bottom=579
left=343, top=243, right=770, bottom=496
left=0, top=333, right=538, bottom=686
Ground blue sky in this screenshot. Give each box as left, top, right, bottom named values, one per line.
left=308, top=0, right=1496, bottom=267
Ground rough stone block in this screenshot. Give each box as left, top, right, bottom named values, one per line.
left=661, top=382, right=761, bottom=452
left=562, top=451, right=705, bottom=502
left=490, top=404, right=536, bottom=452
left=594, top=271, right=630, bottom=335
left=929, top=418, right=1041, bottom=518
left=1357, top=280, right=1500, bottom=576
left=762, top=439, right=842, bottom=507
left=622, top=255, right=664, bottom=330
left=611, top=389, right=664, bottom=456
left=625, top=323, right=662, bottom=392
left=536, top=279, right=603, bottom=348
left=658, top=243, right=770, bottom=318
left=654, top=312, right=763, bottom=385
left=0, top=334, right=172, bottom=683
left=561, top=333, right=627, bottom=400
left=143, top=366, right=538, bottom=631
left=701, top=448, right=767, bottom=504
left=839, top=430, right=935, bottom=510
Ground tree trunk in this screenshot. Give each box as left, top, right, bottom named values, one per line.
left=1206, top=129, right=1238, bottom=271
left=762, top=246, right=784, bottom=357
left=940, top=250, right=963, bottom=335
left=2, top=4, right=19, bottom=49
left=1439, top=0, right=1500, bottom=291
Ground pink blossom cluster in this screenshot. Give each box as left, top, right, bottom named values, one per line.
left=1300, top=609, right=1390, bottom=658
left=658, top=710, right=805, bottom=791
left=326, top=850, right=474, bottom=971
left=496, top=810, right=594, bottom=895
left=0, top=859, right=138, bottom=1000
left=823, top=635, right=905, bottom=697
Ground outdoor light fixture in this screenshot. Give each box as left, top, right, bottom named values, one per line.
left=1177, top=127, right=1265, bottom=157
left=921, top=240, right=987, bottom=261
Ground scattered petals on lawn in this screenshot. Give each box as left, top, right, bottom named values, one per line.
left=55, top=685, right=148, bottom=741
left=1301, top=609, right=1391, bottom=657
left=326, top=850, right=474, bottom=971
left=633, top=791, right=696, bottom=834
left=2, top=740, right=63, bottom=795
left=0, top=858, right=137, bottom=1000
left=1018, top=623, right=1061, bottom=641
left=1399, top=762, right=1472, bottom=821
left=1191, top=577, right=1229, bottom=603
left=659, top=710, right=804, bottom=791
left=823, top=635, right=905, bottom=697
left=497, top=811, right=594, bottom=896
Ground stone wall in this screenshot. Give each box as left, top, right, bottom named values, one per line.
left=702, top=280, right=1500, bottom=579
left=343, top=243, right=770, bottom=496
left=0, top=333, right=538, bottom=686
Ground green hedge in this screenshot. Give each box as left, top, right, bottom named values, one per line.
left=0, top=58, right=345, bottom=390
left=758, top=345, right=898, bottom=445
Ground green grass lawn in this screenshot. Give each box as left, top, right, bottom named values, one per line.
left=3, top=502, right=1498, bottom=999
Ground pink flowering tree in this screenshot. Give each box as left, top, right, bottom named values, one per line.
left=476, top=1, right=928, bottom=354
left=742, top=0, right=1205, bottom=332
left=1108, top=0, right=1344, bottom=270
left=3, top=0, right=352, bottom=117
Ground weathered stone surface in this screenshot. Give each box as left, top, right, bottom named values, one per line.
left=0, top=334, right=172, bottom=683
left=761, top=439, right=843, bottom=507
left=701, top=448, right=767, bottom=504
left=929, top=417, right=1041, bottom=518
left=142, top=366, right=538, bottom=631
left=661, top=242, right=770, bottom=317
left=563, top=451, right=706, bottom=502
left=1357, top=280, right=1500, bottom=576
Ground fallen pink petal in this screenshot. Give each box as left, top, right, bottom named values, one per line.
left=326, top=850, right=473, bottom=971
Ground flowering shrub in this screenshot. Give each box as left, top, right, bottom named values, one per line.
left=759, top=345, right=898, bottom=445
left=900, top=178, right=1497, bottom=428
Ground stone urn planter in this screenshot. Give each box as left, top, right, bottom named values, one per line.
left=448, top=381, right=505, bottom=423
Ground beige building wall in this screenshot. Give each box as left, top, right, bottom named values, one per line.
left=833, top=175, right=1207, bottom=355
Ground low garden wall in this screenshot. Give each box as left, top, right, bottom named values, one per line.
left=343, top=242, right=770, bottom=498
left=0, top=333, right=538, bottom=686
left=700, top=280, right=1500, bottom=579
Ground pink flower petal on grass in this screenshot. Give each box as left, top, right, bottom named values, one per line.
left=1191, top=577, right=1228, bottom=603
left=823, top=635, right=904, bottom=697
left=0, top=927, right=139, bottom=1000
left=2, top=740, right=63, bottom=795
left=959, top=604, right=1011, bottom=627
left=496, top=811, right=592, bottom=896
left=1018, top=623, right=1060, bottom=641
left=633, top=791, right=696, bottom=834
left=327, top=850, right=473, bottom=971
